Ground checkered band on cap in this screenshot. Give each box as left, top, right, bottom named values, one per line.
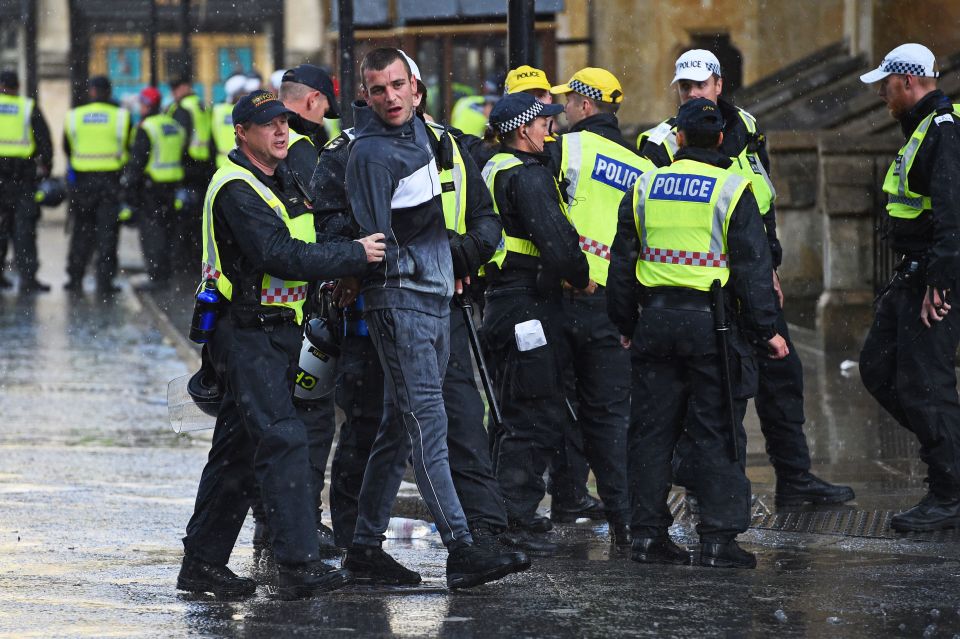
left=495, top=99, right=544, bottom=133
left=881, top=59, right=937, bottom=77
left=569, top=78, right=604, bottom=101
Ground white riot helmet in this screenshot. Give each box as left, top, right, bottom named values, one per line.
left=293, top=317, right=339, bottom=402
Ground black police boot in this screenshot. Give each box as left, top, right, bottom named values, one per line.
left=446, top=541, right=531, bottom=589
left=316, top=523, right=341, bottom=559
left=176, top=555, right=257, bottom=598
left=527, top=515, right=553, bottom=533
left=631, top=536, right=691, bottom=565
left=343, top=545, right=422, bottom=585
left=775, top=470, right=855, bottom=506
left=550, top=494, right=606, bottom=523
left=19, top=279, right=51, bottom=293
left=276, top=561, right=353, bottom=600
left=610, top=522, right=632, bottom=549
left=470, top=525, right=531, bottom=559
left=890, top=493, right=960, bottom=532
left=499, top=526, right=558, bottom=556
left=699, top=540, right=757, bottom=569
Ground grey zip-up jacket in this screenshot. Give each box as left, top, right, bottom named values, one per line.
left=346, top=101, right=453, bottom=317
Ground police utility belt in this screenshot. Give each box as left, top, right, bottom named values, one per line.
left=640, top=288, right=713, bottom=313
left=230, top=304, right=297, bottom=330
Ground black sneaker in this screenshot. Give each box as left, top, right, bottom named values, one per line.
left=527, top=516, right=553, bottom=533
left=499, top=527, right=558, bottom=556
left=775, top=471, right=855, bottom=507
left=176, top=555, right=257, bottom=598
left=446, top=542, right=530, bottom=589
left=277, top=561, right=353, bottom=600
left=610, top=522, right=631, bottom=549
left=631, top=536, right=691, bottom=565
left=890, top=492, right=960, bottom=532
left=550, top=494, right=605, bottom=523
left=699, top=540, right=756, bottom=569
left=343, top=545, right=422, bottom=585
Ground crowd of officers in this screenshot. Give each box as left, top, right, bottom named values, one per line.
left=4, top=38, right=955, bottom=599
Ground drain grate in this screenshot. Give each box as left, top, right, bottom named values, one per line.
left=668, top=491, right=960, bottom=542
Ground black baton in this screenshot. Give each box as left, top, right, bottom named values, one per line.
left=710, top=279, right=740, bottom=464
left=456, top=293, right=504, bottom=430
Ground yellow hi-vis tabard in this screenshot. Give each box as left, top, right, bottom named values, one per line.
left=883, top=103, right=960, bottom=219
left=426, top=122, right=468, bottom=234
left=560, top=130, right=655, bottom=285
left=481, top=152, right=541, bottom=273
left=171, top=94, right=211, bottom=162
left=451, top=95, right=489, bottom=138
left=138, top=113, right=186, bottom=183
left=201, top=159, right=316, bottom=323
left=632, top=159, right=750, bottom=291
left=637, top=107, right=775, bottom=215
left=65, top=102, right=130, bottom=172
left=0, top=94, right=35, bottom=158
left=210, top=102, right=235, bottom=168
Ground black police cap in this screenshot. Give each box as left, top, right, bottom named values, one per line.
left=232, top=89, right=296, bottom=126
left=675, top=98, right=725, bottom=135
left=281, top=64, right=340, bottom=118
left=488, top=92, right=563, bottom=134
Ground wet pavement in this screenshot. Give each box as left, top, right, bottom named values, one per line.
left=2, top=219, right=960, bottom=638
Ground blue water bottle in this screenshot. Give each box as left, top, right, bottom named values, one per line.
left=189, top=280, right=221, bottom=344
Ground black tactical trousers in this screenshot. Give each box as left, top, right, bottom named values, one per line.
left=483, top=288, right=573, bottom=525
left=628, top=306, right=754, bottom=543
left=66, top=172, right=121, bottom=287
left=860, top=282, right=960, bottom=497
left=136, top=184, right=177, bottom=282
left=183, top=317, right=320, bottom=566
left=330, top=305, right=508, bottom=547
left=549, top=289, right=630, bottom=523
left=0, top=177, right=40, bottom=280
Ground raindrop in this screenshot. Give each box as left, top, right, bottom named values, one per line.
left=774, top=609, right=788, bottom=623
left=923, top=624, right=936, bottom=639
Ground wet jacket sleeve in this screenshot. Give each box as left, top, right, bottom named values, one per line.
left=640, top=140, right=672, bottom=168
left=345, top=151, right=397, bottom=237
left=215, top=180, right=368, bottom=281
left=607, top=190, right=642, bottom=338
left=727, top=188, right=778, bottom=337
left=449, top=149, right=502, bottom=278
left=31, top=107, right=53, bottom=173
left=511, top=163, right=590, bottom=289
left=755, top=142, right=783, bottom=268
left=311, top=140, right=357, bottom=238
left=914, top=119, right=960, bottom=290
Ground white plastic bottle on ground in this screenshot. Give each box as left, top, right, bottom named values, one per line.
left=385, top=517, right=437, bottom=539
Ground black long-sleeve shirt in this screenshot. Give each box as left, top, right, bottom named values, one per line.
left=211, top=148, right=367, bottom=309
left=0, top=97, right=52, bottom=184
left=888, top=89, right=960, bottom=290
left=486, top=145, right=590, bottom=293
left=607, top=146, right=778, bottom=340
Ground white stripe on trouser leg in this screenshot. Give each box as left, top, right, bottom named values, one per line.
left=406, top=411, right=455, bottom=538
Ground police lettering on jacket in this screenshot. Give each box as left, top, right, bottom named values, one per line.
left=648, top=173, right=717, bottom=203
left=591, top=154, right=642, bottom=192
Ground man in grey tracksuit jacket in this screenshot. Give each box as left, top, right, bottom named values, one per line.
left=345, top=97, right=470, bottom=547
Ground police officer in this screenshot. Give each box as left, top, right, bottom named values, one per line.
left=178, top=90, right=385, bottom=599
left=859, top=44, right=960, bottom=532
left=608, top=98, right=788, bottom=569
left=639, top=49, right=854, bottom=508
left=482, top=92, right=594, bottom=554
left=0, top=70, right=52, bottom=293
left=63, top=76, right=130, bottom=294
left=122, top=86, right=185, bottom=289
left=210, top=74, right=248, bottom=168
left=543, top=68, right=656, bottom=540
left=168, top=75, right=212, bottom=267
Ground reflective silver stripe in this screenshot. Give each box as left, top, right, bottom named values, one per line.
left=563, top=132, right=582, bottom=204
left=482, top=156, right=521, bottom=183
left=450, top=160, right=464, bottom=232
left=116, top=109, right=128, bottom=160
left=888, top=194, right=925, bottom=208
left=634, top=171, right=655, bottom=253
left=899, top=114, right=933, bottom=196
left=711, top=175, right=745, bottom=255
